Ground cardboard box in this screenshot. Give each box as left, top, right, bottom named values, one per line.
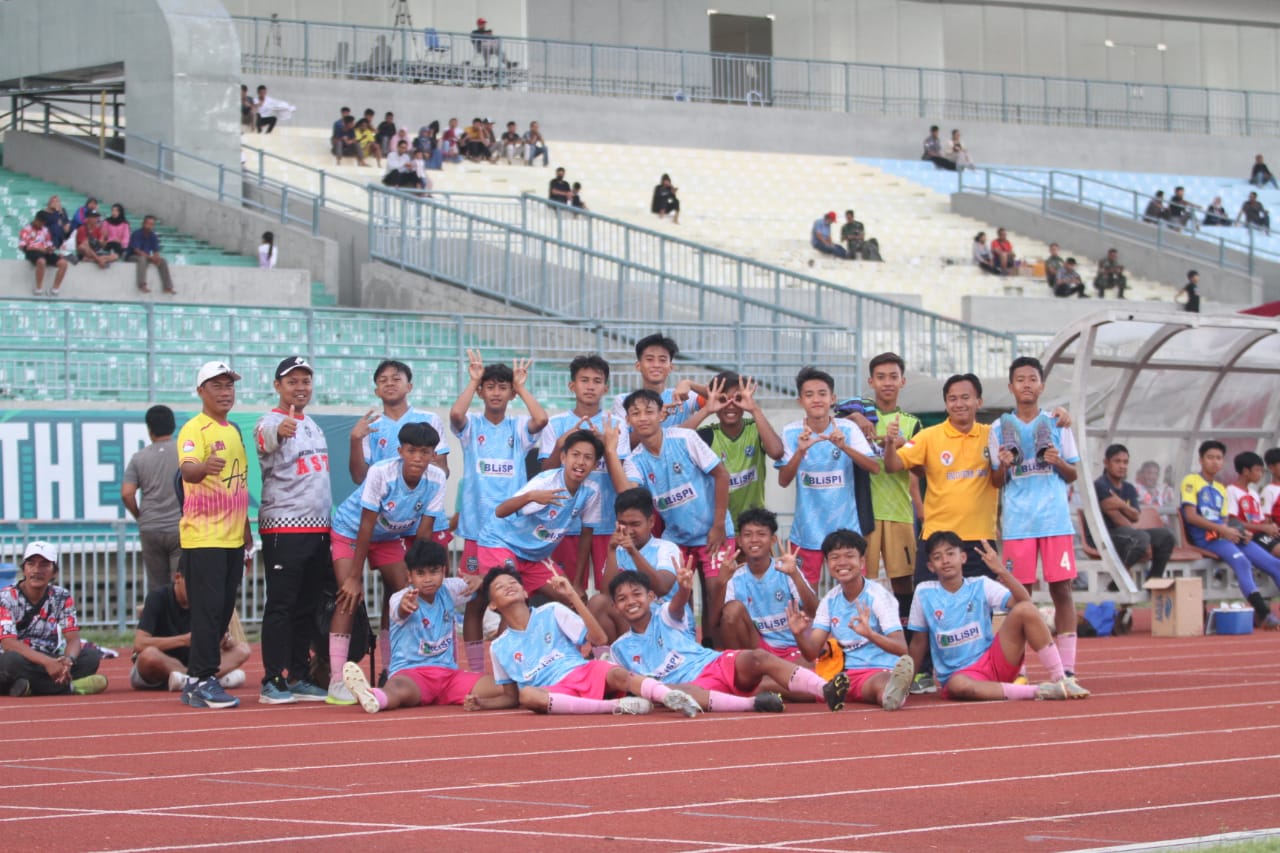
left=1143, top=577, right=1204, bottom=637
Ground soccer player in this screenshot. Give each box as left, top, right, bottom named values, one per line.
left=349, top=359, right=449, bottom=484
left=777, top=367, right=878, bottom=588
left=342, top=541, right=517, bottom=713
left=1182, top=440, right=1280, bottom=628
left=610, top=567, right=850, bottom=712
left=718, top=508, right=817, bottom=660
left=609, top=333, right=708, bottom=427
left=1260, top=448, right=1280, bottom=526
left=254, top=356, right=333, bottom=704
left=449, top=349, right=548, bottom=672
left=989, top=356, right=1083, bottom=685
left=686, top=372, right=785, bottom=522
left=605, top=389, right=734, bottom=644
left=908, top=533, right=1087, bottom=701
left=785, top=529, right=915, bottom=710
left=483, top=566, right=702, bottom=716
left=1227, top=451, right=1280, bottom=558
left=176, top=361, right=253, bottom=709
left=327, top=422, right=448, bottom=704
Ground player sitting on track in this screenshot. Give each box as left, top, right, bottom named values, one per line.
left=131, top=562, right=250, bottom=692
left=908, top=532, right=1088, bottom=701
left=343, top=541, right=517, bottom=713
left=326, top=422, right=448, bottom=705
left=785, top=529, right=915, bottom=711
left=610, top=567, right=850, bottom=712
left=716, top=508, right=818, bottom=661
left=482, top=565, right=703, bottom=717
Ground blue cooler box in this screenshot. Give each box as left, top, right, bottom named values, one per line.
left=1210, top=607, right=1253, bottom=635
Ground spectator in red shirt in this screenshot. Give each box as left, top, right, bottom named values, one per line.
left=75, top=210, right=119, bottom=269
left=990, top=227, right=1016, bottom=274
left=17, top=211, right=68, bottom=296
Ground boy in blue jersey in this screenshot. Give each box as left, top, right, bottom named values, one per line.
left=449, top=349, right=548, bottom=672
left=342, top=541, right=516, bottom=713
left=483, top=566, right=702, bottom=716
left=610, top=567, right=850, bottom=712
left=588, top=487, right=683, bottom=644
left=908, top=532, right=1088, bottom=701
left=539, top=354, right=616, bottom=592
left=785, top=529, right=915, bottom=711
left=609, top=333, right=708, bottom=429
left=605, top=389, right=735, bottom=645
left=778, top=367, right=878, bottom=588
left=1182, top=439, right=1280, bottom=628
left=327, top=422, right=449, bottom=705
left=989, top=356, right=1083, bottom=682
left=348, top=359, right=449, bottom=485
left=718, top=508, right=817, bottom=660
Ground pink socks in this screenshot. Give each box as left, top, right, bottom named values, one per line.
left=1001, top=683, right=1039, bottom=700
left=328, top=633, right=350, bottom=683
left=546, top=694, right=623, bottom=714
left=1058, top=633, right=1078, bottom=676
left=1036, top=642, right=1066, bottom=682
left=788, top=666, right=828, bottom=699
left=371, top=688, right=389, bottom=710
left=639, top=678, right=671, bottom=703
left=707, top=691, right=755, bottom=712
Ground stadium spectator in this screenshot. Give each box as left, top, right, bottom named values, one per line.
left=1250, top=154, right=1278, bottom=189
left=1227, top=452, right=1280, bottom=558
left=972, top=231, right=999, bottom=274
left=651, top=174, right=680, bottom=223
left=241, top=84, right=256, bottom=129
left=383, top=138, right=418, bottom=187
left=1203, top=197, right=1232, bottom=226
left=1094, top=444, right=1175, bottom=580
left=811, top=211, right=848, bottom=258
left=922, top=125, right=955, bottom=170
left=471, top=17, right=500, bottom=66
left=500, top=120, right=523, bottom=164
left=949, top=129, right=975, bottom=170
left=74, top=210, right=117, bottom=268
left=1143, top=190, right=1166, bottom=224
left=481, top=117, right=499, bottom=159
left=330, top=107, right=352, bottom=157
left=1053, top=257, right=1087, bottom=298
left=69, top=197, right=100, bottom=232
left=122, top=405, right=183, bottom=591
left=441, top=117, right=462, bottom=162
left=17, top=210, right=67, bottom=296
left=333, top=115, right=363, bottom=166
left=375, top=111, right=398, bottom=154
left=840, top=209, right=881, bottom=260
left=549, top=167, right=572, bottom=205
left=1043, top=243, right=1064, bottom=287
left=411, top=150, right=434, bottom=192
left=43, top=195, right=73, bottom=253
left=127, top=215, right=175, bottom=295
left=102, top=204, right=131, bottom=256
left=1176, top=270, right=1201, bottom=313
left=253, top=85, right=295, bottom=133
left=1237, top=191, right=1271, bottom=234
left=0, top=542, right=107, bottom=697
left=354, top=117, right=382, bottom=167
left=1093, top=248, right=1127, bottom=298
left=524, top=121, right=549, bottom=166
left=990, top=227, right=1016, bottom=273
left=257, top=231, right=277, bottom=269
left=1164, top=186, right=1196, bottom=231
left=460, top=118, right=488, bottom=161
left=1135, top=460, right=1176, bottom=509
left=570, top=181, right=588, bottom=211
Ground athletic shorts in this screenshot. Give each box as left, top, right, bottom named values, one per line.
left=941, top=638, right=1023, bottom=699
left=460, top=539, right=482, bottom=575
left=790, top=545, right=825, bottom=588
left=392, top=665, right=482, bottom=706
left=545, top=659, right=617, bottom=700
left=844, top=667, right=889, bottom=702
left=129, top=663, right=166, bottom=690
left=679, top=539, right=736, bottom=580
left=24, top=249, right=58, bottom=265
left=551, top=534, right=610, bottom=590
left=691, top=650, right=750, bottom=696
left=864, top=520, right=917, bottom=579
left=1254, top=533, right=1280, bottom=552
left=402, top=531, right=453, bottom=553
left=330, top=531, right=405, bottom=567
left=758, top=637, right=804, bottom=664
left=1004, top=534, right=1076, bottom=584
left=475, top=545, right=556, bottom=593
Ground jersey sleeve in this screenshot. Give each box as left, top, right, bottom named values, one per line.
left=776, top=424, right=797, bottom=469
left=489, top=645, right=513, bottom=685
left=254, top=412, right=282, bottom=456
left=427, top=469, right=449, bottom=531
left=443, top=577, right=474, bottom=605
left=684, top=430, right=721, bottom=474
left=622, top=457, right=644, bottom=486
left=123, top=453, right=141, bottom=487
left=1227, top=486, right=1241, bottom=518
left=516, top=414, right=540, bottom=449
left=870, top=586, right=902, bottom=635
left=579, top=482, right=603, bottom=529
left=537, top=417, right=559, bottom=460
left=610, top=394, right=626, bottom=422
left=453, top=412, right=474, bottom=440
left=986, top=424, right=1003, bottom=471
left=785, top=575, right=804, bottom=603
left=982, top=577, right=1012, bottom=610
left=812, top=593, right=832, bottom=633
left=136, top=587, right=167, bottom=635
left=906, top=589, right=927, bottom=632
left=425, top=413, right=449, bottom=455
left=895, top=432, right=927, bottom=470
left=552, top=603, right=588, bottom=646
left=361, top=430, right=374, bottom=464
left=654, top=540, right=681, bottom=576
left=1180, top=474, right=1199, bottom=506
left=722, top=573, right=741, bottom=603
left=844, top=423, right=874, bottom=457
left=360, top=463, right=392, bottom=512
left=388, top=587, right=413, bottom=625
left=0, top=601, right=14, bottom=642
left=177, top=419, right=206, bottom=467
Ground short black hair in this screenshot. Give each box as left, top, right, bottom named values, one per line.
left=562, top=429, right=604, bottom=460
left=1264, top=448, right=1280, bottom=467
left=1104, top=443, right=1129, bottom=460
left=145, top=405, right=176, bottom=437
left=480, top=363, right=514, bottom=385
left=634, top=333, right=679, bottom=360
left=480, top=565, right=522, bottom=607
left=930, top=125, right=939, bottom=132
left=398, top=422, right=439, bottom=449
left=569, top=354, right=610, bottom=382
left=1198, top=439, right=1226, bottom=458
left=711, top=370, right=741, bottom=391
left=33, top=210, right=48, bottom=224
left=821, top=529, right=866, bottom=557
left=374, top=359, right=412, bottom=383
left=942, top=373, right=983, bottom=399
left=925, top=530, right=965, bottom=556
left=406, top=540, right=448, bottom=571
left=1234, top=451, right=1264, bottom=474
left=614, top=487, right=654, bottom=518
left=609, top=570, right=652, bottom=599
left=737, top=507, right=778, bottom=535
left=1008, top=356, right=1044, bottom=383
left=868, top=352, right=905, bottom=376
left=623, top=388, right=664, bottom=413
left=795, top=366, right=835, bottom=393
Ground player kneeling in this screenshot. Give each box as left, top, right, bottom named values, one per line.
left=908, top=532, right=1089, bottom=701
left=343, top=541, right=515, bottom=713
left=785, top=530, right=915, bottom=711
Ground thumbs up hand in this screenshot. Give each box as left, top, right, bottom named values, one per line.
left=205, top=448, right=226, bottom=477
left=277, top=406, right=299, bottom=441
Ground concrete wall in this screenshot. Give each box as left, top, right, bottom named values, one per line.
left=958, top=293, right=1243, bottom=334
left=360, top=260, right=547, bottom=318
left=0, top=260, right=311, bottom=306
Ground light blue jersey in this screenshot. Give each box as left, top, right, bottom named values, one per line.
left=777, top=419, right=874, bottom=548
left=722, top=562, right=806, bottom=648
left=387, top=579, right=470, bottom=675
left=812, top=581, right=901, bottom=670
left=908, top=577, right=1011, bottom=685
left=331, top=459, right=448, bottom=542
left=361, top=407, right=449, bottom=465
left=538, top=410, right=623, bottom=533
left=623, top=427, right=733, bottom=547
left=987, top=411, right=1079, bottom=540
left=611, top=603, right=718, bottom=684
left=453, top=412, right=539, bottom=541
left=477, top=468, right=602, bottom=561
left=489, top=602, right=589, bottom=688
left=611, top=388, right=699, bottom=429
left=616, top=536, right=683, bottom=607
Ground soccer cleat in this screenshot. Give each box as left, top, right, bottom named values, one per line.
left=1032, top=414, right=1056, bottom=464
left=325, top=680, right=357, bottom=706
left=613, top=696, right=653, bottom=715
left=219, top=668, right=246, bottom=690
left=753, top=692, right=785, bottom=713
left=342, top=662, right=381, bottom=714
left=881, top=655, right=915, bottom=711
left=1060, top=676, right=1091, bottom=699
left=8, top=678, right=31, bottom=697
left=288, top=679, right=329, bottom=702
left=910, top=672, right=938, bottom=695
left=71, top=675, right=108, bottom=695
left=259, top=677, right=298, bottom=705
left=168, top=671, right=189, bottom=692
left=1263, top=614, right=1280, bottom=632
left=999, top=416, right=1023, bottom=467
left=661, top=688, right=702, bottom=718
left=187, top=677, right=239, bottom=709
left=823, top=671, right=851, bottom=711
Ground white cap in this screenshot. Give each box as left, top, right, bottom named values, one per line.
left=23, top=541, right=58, bottom=565
left=196, top=361, right=242, bottom=388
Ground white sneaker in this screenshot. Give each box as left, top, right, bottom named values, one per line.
left=661, top=688, right=702, bottom=718
left=342, top=661, right=381, bottom=714
left=613, top=696, right=653, bottom=715
left=168, top=670, right=189, bottom=692
left=325, top=679, right=357, bottom=706
left=482, top=609, right=502, bottom=641
left=218, top=668, right=246, bottom=689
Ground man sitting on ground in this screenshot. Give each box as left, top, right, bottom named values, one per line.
left=75, top=210, right=118, bottom=269
left=1238, top=192, right=1271, bottom=234
left=1250, top=154, right=1278, bottom=189
left=811, top=212, right=848, bottom=258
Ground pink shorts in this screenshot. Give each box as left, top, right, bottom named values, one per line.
left=476, top=545, right=557, bottom=593
left=941, top=638, right=1023, bottom=699
left=1004, top=535, right=1076, bottom=584
left=403, top=531, right=453, bottom=552
left=758, top=637, right=804, bottom=664
left=790, top=544, right=825, bottom=588
left=680, top=538, right=736, bottom=580
left=551, top=534, right=610, bottom=590
left=330, top=531, right=406, bottom=567
left=392, top=665, right=482, bottom=706
left=460, top=539, right=481, bottom=575
left=692, top=650, right=750, bottom=696
left=843, top=667, right=887, bottom=702
left=545, top=659, right=617, bottom=700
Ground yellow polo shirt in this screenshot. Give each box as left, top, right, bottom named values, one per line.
left=178, top=413, right=250, bottom=549
left=895, top=418, right=997, bottom=541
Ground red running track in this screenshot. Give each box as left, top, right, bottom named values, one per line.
left=1, top=632, right=1277, bottom=852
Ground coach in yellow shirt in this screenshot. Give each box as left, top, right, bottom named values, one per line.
left=176, top=361, right=252, bottom=709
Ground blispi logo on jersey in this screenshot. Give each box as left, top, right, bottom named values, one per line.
left=520, top=650, right=565, bottom=682
left=728, top=469, right=757, bottom=490
left=937, top=621, right=982, bottom=648
left=800, top=471, right=845, bottom=489
left=656, top=484, right=697, bottom=511
left=532, top=525, right=556, bottom=541
left=480, top=460, right=516, bottom=477
left=654, top=651, right=685, bottom=678
left=940, top=451, right=954, bottom=466
left=418, top=636, right=452, bottom=657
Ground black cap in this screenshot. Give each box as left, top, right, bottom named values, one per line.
left=275, top=355, right=312, bottom=379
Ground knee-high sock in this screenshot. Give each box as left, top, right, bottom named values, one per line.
left=639, top=678, right=671, bottom=703
left=707, top=691, right=755, bottom=712
left=371, top=687, right=389, bottom=710
left=328, top=634, right=350, bottom=684
left=1002, top=683, right=1039, bottom=700
left=788, top=666, right=828, bottom=700
left=1057, top=633, right=1078, bottom=675
left=1036, top=642, right=1066, bottom=682
left=547, top=694, right=619, bottom=714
